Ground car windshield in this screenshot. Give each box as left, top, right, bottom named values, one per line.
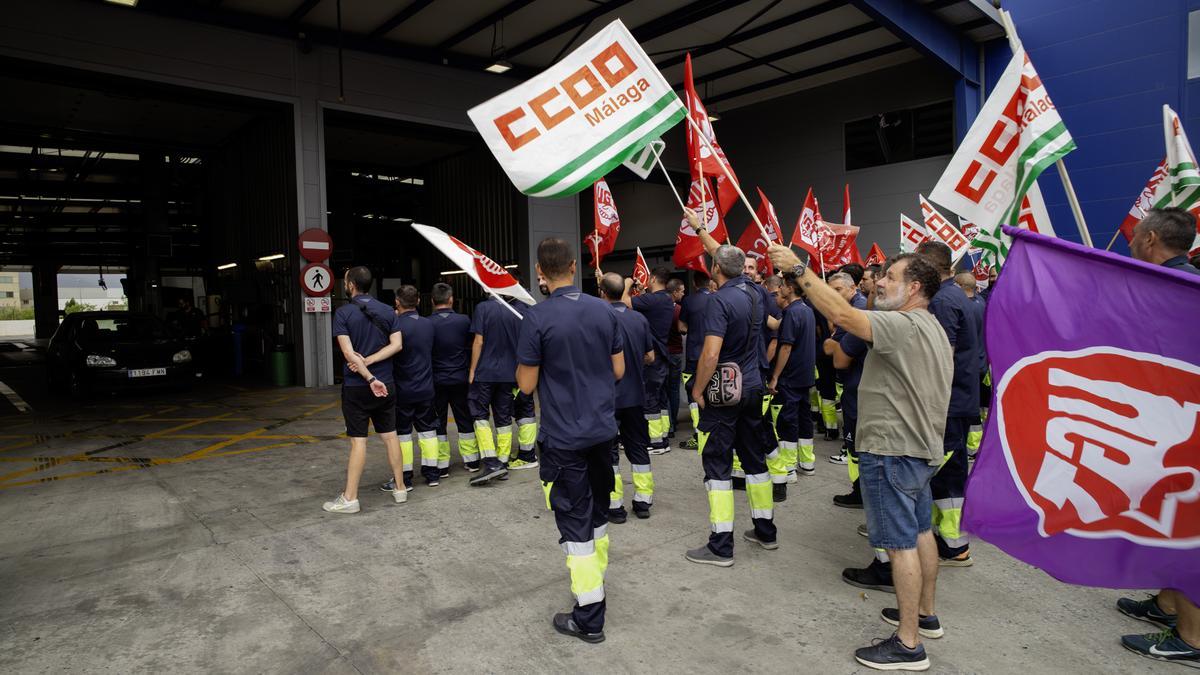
left=76, top=315, right=172, bottom=343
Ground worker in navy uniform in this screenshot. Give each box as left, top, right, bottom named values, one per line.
left=766, top=274, right=816, bottom=486
left=466, top=290, right=523, bottom=485
left=385, top=285, right=439, bottom=488
left=517, top=238, right=623, bottom=643
left=915, top=240, right=982, bottom=566
left=624, top=267, right=674, bottom=455
left=684, top=243, right=778, bottom=567
left=599, top=271, right=656, bottom=522
left=427, top=282, right=477, bottom=474
left=506, top=269, right=540, bottom=472
left=676, top=271, right=714, bottom=450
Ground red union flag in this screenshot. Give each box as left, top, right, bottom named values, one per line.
left=820, top=222, right=863, bottom=270
left=900, top=214, right=927, bottom=253
left=735, top=187, right=784, bottom=275
left=789, top=187, right=824, bottom=264
left=965, top=227, right=1200, bottom=601
left=673, top=178, right=727, bottom=274
left=632, top=246, right=651, bottom=288
left=411, top=223, right=535, bottom=305
left=865, top=243, right=886, bottom=266
left=684, top=54, right=738, bottom=214
left=588, top=178, right=620, bottom=269
left=920, top=195, right=970, bottom=263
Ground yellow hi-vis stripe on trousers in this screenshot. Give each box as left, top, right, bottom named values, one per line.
left=765, top=446, right=789, bottom=484
left=778, top=440, right=798, bottom=469
left=745, top=472, right=773, bottom=520
left=610, top=465, right=624, bottom=510
left=933, top=497, right=968, bottom=548
left=595, top=523, right=610, bottom=577
left=631, top=464, right=653, bottom=505
left=437, top=436, right=451, bottom=469
left=418, top=431, right=439, bottom=469
left=475, top=420, right=496, bottom=458
left=848, top=449, right=860, bottom=482
left=563, top=539, right=605, bottom=606
left=820, top=399, right=838, bottom=429
left=399, top=439, right=414, bottom=472
left=799, top=437, right=815, bottom=465
left=646, top=413, right=665, bottom=445
left=517, top=418, right=537, bottom=452
left=458, top=431, right=479, bottom=463
left=496, top=425, right=513, bottom=463
left=705, top=479, right=734, bottom=533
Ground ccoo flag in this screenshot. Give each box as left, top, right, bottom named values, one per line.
left=1118, top=107, right=1200, bottom=254
left=411, top=224, right=535, bottom=307
left=467, top=20, right=685, bottom=199
left=900, top=214, right=927, bottom=253
left=919, top=195, right=971, bottom=263
left=930, top=45, right=1075, bottom=266
left=621, top=139, right=665, bottom=179
left=964, top=227, right=1200, bottom=603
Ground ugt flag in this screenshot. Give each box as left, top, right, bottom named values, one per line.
left=964, top=227, right=1200, bottom=602
left=587, top=178, right=620, bottom=269
left=735, top=187, right=784, bottom=276
left=790, top=188, right=825, bottom=266
left=820, top=223, right=863, bottom=271
left=411, top=224, right=535, bottom=307
left=467, top=20, right=685, bottom=198
left=632, top=247, right=651, bottom=289
left=684, top=54, right=739, bottom=215
left=930, top=45, right=1075, bottom=266
left=865, top=243, right=886, bottom=267
left=673, top=178, right=727, bottom=275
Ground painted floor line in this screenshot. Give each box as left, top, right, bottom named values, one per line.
left=0, top=380, right=30, bottom=413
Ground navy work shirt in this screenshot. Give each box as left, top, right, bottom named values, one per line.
left=929, top=278, right=982, bottom=418
left=517, top=286, right=622, bottom=450
left=332, top=294, right=401, bottom=386
left=966, top=294, right=987, bottom=371
left=393, top=310, right=435, bottom=403
left=754, top=283, right=781, bottom=373
left=610, top=302, right=653, bottom=410
left=705, top=275, right=764, bottom=392
left=776, top=299, right=816, bottom=389
left=1164, top=254, right=1200, bottom=275
left=831, top=291, right=868, bottom=341
left=837, top=332, right=869, bottom=420
left=631, top=289, right=675, bottom=357
left=470, top=296, right=524, bottom=383
left=430, top=307, right=472, bottom=386
left=680, top=287, right=713, bottom=367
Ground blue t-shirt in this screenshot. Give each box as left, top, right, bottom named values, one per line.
left=631, top=289, right=675, bottom=357
left=517, top=286, right=622, bottom=450
left=776, top=299, right=815, bottom=389
left=470, top=297, right=524, bottom=383
left=837, top=332, right=869, bottom=420
left=929, top=278, right=982, bottom=417
left=332, top=294, right=401, bottom=386
left=679, top=288, right=713, bottom=366
left=393, top=310, right=434, bottom=403
left=430, top=308, right=471, bottom=386
left=705, top=275, right=763, bottom=392
left=610, top=302, right=653, bottom=409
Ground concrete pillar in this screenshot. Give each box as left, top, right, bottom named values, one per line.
left=31, top=262, right=59, bottom=339
left=295, top=63, right=334, bottom=387
left=522, top=196, right=581, bottom=300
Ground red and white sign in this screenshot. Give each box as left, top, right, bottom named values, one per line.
left=410, top=223, right=536, bottom=305
left=300, top=263, right=333, bottom=297
left=298, top=228, right=333, bottom=262
left=996, top=347, right=1200, bottom=546
left=920, top=195, right=970, bottom=263
left=303, top=296, right=331, bottom=313
left=900, top=214, right=927, bottom=253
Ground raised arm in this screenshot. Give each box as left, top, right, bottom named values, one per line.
left=768, top=245, right=872, bottom=342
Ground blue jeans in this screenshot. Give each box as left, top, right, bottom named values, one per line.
left=860, top=452, right=936, bottom=551
left=664, top=353, right=684, bottom=434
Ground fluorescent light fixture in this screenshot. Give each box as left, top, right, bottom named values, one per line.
left=505, top=265, right=518, bottom=269
left=441, top=270, right=468, bottom=276
left=257, top=253, right=285, bottom=261
left=392, top=217, right=413, bottom=222
left=105, top=0, right=138, bottom=6
left=217, top=262, right=237, bottom=270
left=486, top=60, right=512, bottom=74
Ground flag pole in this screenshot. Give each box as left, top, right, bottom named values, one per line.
left=592, top=237, right=603, bottom=274
left=1000, top=9, right=1094, bottom=248
left=482, top=285, right=525, bottom=319
left=686, top=116, right=774, bottom=244
left=1103, top=229, right=1124, bottom=251
left=651, top=150, right=688, bottom=211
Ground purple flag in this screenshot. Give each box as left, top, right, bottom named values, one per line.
left=965, top=227, right=1200, bottom=603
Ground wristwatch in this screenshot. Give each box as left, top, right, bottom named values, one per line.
left=787, top=247, right=810, bottom=278
left=367, top=376, right=377, bottom=384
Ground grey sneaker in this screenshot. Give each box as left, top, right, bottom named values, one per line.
left=742, top=529, right=779, bottom=550
left=322, top=494, right=360, bottom=514
left=857, top=523, right=869, bottom=537
left=881, top=607, right=944, bottom=639
left=685, top=545, right=733, bottom=567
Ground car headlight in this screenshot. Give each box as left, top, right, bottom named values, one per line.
left=173, top=350, right=192, bottom=364
left=86, top=354, right=117, bottom=368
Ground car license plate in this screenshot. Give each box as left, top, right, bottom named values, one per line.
left=128, top=368, right=167, bottom=378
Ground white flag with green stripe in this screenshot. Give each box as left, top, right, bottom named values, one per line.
left=468, top=20, right=685, bottom=199
left=930, top=46, right=1075, bottom=266
left=621, top=139, right=665, bottom=179
left=1157, top=105, right=1200, bottom=212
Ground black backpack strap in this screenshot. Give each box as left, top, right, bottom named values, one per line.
left=358, top=301, right=394, bottom=338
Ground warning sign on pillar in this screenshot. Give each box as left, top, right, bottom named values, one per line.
left=300, top=263, right=333, bottom=297
left=298, top=228, right=333, bottom=262
left=303, top=297, right=331, bottom=313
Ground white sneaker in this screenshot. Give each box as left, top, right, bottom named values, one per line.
left=787, top=470, right=798, bottom=484
left=322, top=494, right=360, bottom=513
left=648, top=447, right=671, bottom=456
left=798, top=462, right=816, bottom=476
left=392, top=488, right=408, bottom=504
left=829, top=451, right=848, bottom=465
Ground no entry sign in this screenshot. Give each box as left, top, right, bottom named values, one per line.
left=298, top=228, right=333, bottom=262
left=300, top=263, right=333, bottom=296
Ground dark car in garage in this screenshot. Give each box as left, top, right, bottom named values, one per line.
left=46, top=312, right=196, bottom=396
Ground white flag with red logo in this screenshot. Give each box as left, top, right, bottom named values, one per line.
left=920, top=195, right=971, bottom=263
left=587, top=178, right=620, bottom=269
left=412, top=223, right=535, bottom=305
left=632, top=246, right=651, bottom=289
left=673, top=178, right=728, bottom=275
left=684, top=54, right=739, bottom=215
left=843, top=184, right=853, bottom=227
left=789, top=187, right=825, bottom=265
left=735, top=187, right=785, bottom=275
left=900, top=214, right=927, bottom=253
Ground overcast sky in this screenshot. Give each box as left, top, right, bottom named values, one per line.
left=11, top=272, right=126, bottom=287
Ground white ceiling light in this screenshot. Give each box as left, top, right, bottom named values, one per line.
left=217, top=262, right=237, bottom=270
left=486, top=60, right=512, bottom=74
left=105, top=0, right=139, bottom=6
left=257, top=254, right=285, bottom=261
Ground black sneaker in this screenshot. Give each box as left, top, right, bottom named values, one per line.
left=380, top=478, right=414, bottom=493
left=772, top=483, right=787, bottom=502
left=854, top=633, right=930, bottom=671
left=732, top=476, right=746, bottom=491
left=842, top=559, right=894, bottom=593
left=426, top=479, right=440, bottom=487
left=1122, top=627, right=1200, bottom=667
left=439, top=468, right=451, bottom=479
left=608, top=508, right=627, bottom=524
left=633, top=508, right=650, bottom=519
left=465, top=461, right=481, bottom=473
left=742, top=529, right=778, bottom=550
left=833, top=491, right=864, bottom=509
left=1117, top=594, right=1179, bottom=629
left=881, top=607, right=944, bottom=639
left=552, top=612, right=605, bottom=644
left=469, top=466, right=508, bottom=486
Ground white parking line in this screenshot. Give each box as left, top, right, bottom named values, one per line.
left=0, top=380, right=30, bottom=413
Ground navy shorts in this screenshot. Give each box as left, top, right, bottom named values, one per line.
left=342, top=385, right=396, bottom=437
left=860, top=451, right=936, bottom=550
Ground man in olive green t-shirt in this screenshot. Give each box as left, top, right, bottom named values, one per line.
left=769, top=245, right=952, bottom=673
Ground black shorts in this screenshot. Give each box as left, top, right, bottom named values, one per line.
left=342, top=385, right=396, bottom=437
